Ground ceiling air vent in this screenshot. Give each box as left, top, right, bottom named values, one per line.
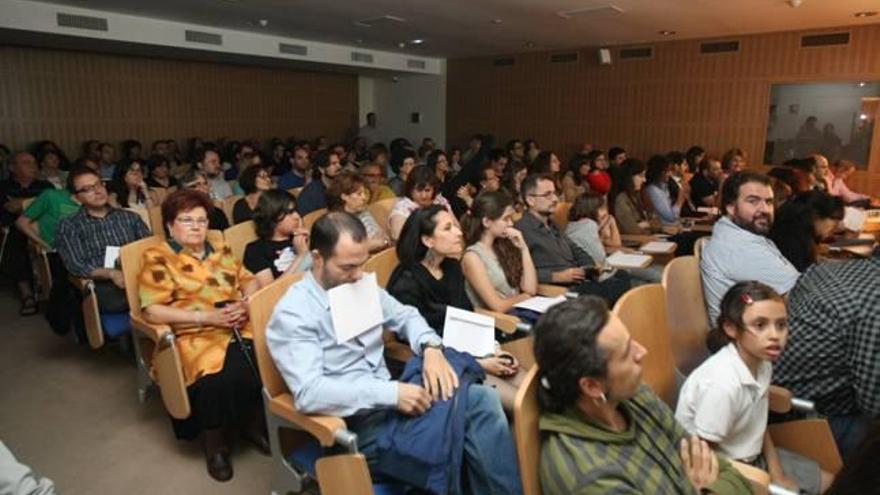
left=353, top=15, right=406, bottom=28
left=550, top=52, right=579, bottom=63
left=185, top=30, right=222, bottom=46
left=493, top=57, right=515, bottom=67
left=407, top=59, right=426, bottom=69
left=801, top=32, right=849, bottom=47
left=700, top=40, right=740, bottom=54
left=557, top=5, right=624, bottom=19
left=279, top=43, right=308, bottom=56
left=351, top=52, right=374, bottom=63
left=619, top=46, right=653, bottom=60
left=56, top=13, right=108, bottom=31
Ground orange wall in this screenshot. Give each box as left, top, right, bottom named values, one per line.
left=448, top=24, right=880, bottom=195
left=0, top=45, right=358, bottom=157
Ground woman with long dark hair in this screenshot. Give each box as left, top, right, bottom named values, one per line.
left=769, top=190, right=844, bottom=272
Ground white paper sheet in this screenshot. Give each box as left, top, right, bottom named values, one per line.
left=103, top=246, right=120, bottom=269
left=514, top=295, right=566, bottom=314
left=441, top=307, right=495, bottom=357
left=328, top=272, right=384, bottom=344
left=842, top=207, right=866, bottom=232
left=697, top=206, right=719, bottom=216
left=640, top=241, right=676, bottom=254
left=606, top=251, right=653, bottom=269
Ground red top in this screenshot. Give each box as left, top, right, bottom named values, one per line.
left=587, top=171, right=612, bottom=195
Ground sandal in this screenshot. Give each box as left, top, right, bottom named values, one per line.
left=19, top=296, right=38, bottom=316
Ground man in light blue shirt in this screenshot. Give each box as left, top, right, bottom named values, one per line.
left=267, top=211, right=522, bottom=493
left=701, top=171, right=800, bottom=323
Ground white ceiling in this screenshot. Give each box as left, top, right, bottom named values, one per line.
left=36, top=0, right=880, bottom=57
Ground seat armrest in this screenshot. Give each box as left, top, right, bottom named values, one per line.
left=769, top=385, right=816, bottom=415
left=474, top=308, right=526, bottom=334
left=130, top=314, right=173, bottom=343
left=268, top=393, right=348, bottom=448
left=730, top=460, right=770, bottom=495
left=536, top=284, right=568, bottom=297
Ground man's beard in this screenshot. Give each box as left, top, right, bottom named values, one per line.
left=732, top=210, right=772, bottom=236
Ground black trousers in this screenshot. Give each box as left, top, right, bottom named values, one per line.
left=171, top=338, right=262, bottom=440
left=571, top=270, right=632, bottom=306
left=1, top=227, right=33, bottom=283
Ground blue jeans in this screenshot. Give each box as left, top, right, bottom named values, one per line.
left=350, top=384, right=523, bottom=495
left=827, top=414, right=872, bottom=460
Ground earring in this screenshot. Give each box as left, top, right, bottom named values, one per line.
left=592, top=392, right=608, bottom=406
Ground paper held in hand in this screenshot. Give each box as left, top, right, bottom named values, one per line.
left=442, top=307, right=495, bottom=357
left=328, top=272, right=384, bottom=344
left=514, top=295, right=566, bottom=314
left=103, top=246, right=121, bottom=269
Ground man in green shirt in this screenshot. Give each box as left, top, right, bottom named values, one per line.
left=534, top=296, right=751, bottom=495
left=16, top=188, right=80, bottom=249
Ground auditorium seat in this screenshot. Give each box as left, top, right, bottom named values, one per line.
left=367, top=197, right=397, bottom=237
left=249, top=273, right=407, bottom=495
left=661, top=256, right=711, bottom=374
left=223, top=220, right=257, bottom=262
left=552, top=201, right=571, bottom=230
left=302, top=208, right=327, bottom=231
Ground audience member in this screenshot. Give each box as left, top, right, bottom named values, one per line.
left=773, top=253, right=880, bottom=458
left=561, top=153, right=590, bottom=203
left=610, top=158, right=652, bottom=235
left=358, top=111, right=383, bottom=146
left=31, top=140, right=71, bottom=171
left=486, top=147, right=508, bottom=176
left=388, top=205, right=525, bottom=409
left=277, top=147, right=311, bottom=190
left=266, top=141, right=287, bottom=176
left=388, top=149, right=416, bottom=197
left=607, top=146, right=627, bottom=169
left=121, top=139, right=142, bottom=162
left=524, top=138, right=540, bottom=163
left=585, top=150, right=612, bottom=196
left=37, top=149, right=67, bottom=190
left=267, top=211, right=523, bottom=493
left=244, top=190, right=312, bottom=288
left=145, top=155, right=178, bottom=191
left=686, top=145, right=706, bottom=174
left=97, top=142, right=117, bottom=181
left=296, top=150, right=341, bottom=216
left=0, top=152, right=53, bottom=315
left=388, top=165, right=452, bottom=241
left=667, top=150, right=699, bottom=216
left=690, top=156, right=722, bottom=208
left=507, top=139, right=525, bottom=165
left=767, top=166, right=797, bottom=207
left=360, top=161, right=396, bottom=204
left=721, top=148, right=747, bottom=180
left=829, top=160, right=871, bottom=206
left=326, top=170, right=389, bottom=253
left=701, top=171, right=799, bottom=323
left=140, top=189, right=263, bottom=481
left=516, top=173, right=630, bottom=304
left=56, top=167, right=150, bottom=312
left=108, top=159, right=157, bottom=209
left=812, top=153, right=832, bottom=192
left=527, top=151, right=562, bottom=181
left=535, top=296, right=750, bottom=495
left=787, top=157, right=818, bottom=193
left=196, top=147, right=233, bottom=200
left=645, top=154, right=690, bottom=226
left=180, top=169, right=229, bottom=230
left=448, top=146, right=464, bottom=175
left=460, top=191, right=537, bottom=315
left=232, top=166, right=272, bottom=224
left=769, top=190, right=844, bottom=272
left=676, top=282, right=831, bottom=493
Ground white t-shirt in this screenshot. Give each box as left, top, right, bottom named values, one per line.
left=675, top=343, right=771, bottom=461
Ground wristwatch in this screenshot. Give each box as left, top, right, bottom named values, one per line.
left=421, top=341, right=444, bottom=353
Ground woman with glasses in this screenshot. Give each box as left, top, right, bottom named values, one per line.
left=387, top=165, right=454, bottom=242
left=139, top=189, right=264, bottom=482
left=180, top=169, right=229, bottom=230
left=232, top=165, right=273, bottom=224
left=243, top=189, right=312, bottom=289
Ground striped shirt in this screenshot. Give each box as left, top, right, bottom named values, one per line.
left=539, top=385, right=750, bottom=495
left=56, top=207, right=150, bottom=277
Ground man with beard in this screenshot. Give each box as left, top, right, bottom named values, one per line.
left=701, top=171, right=799, bottom=323
left=296, top=150, right=341, bottom=216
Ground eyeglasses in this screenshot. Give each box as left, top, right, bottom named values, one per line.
left=528, top=191, right=557, bottom=199
left=184, top=181, right=208, bottom=189
left=175, top=217, right=209, bottom=227
left=75, top=182, right=106, bottom=195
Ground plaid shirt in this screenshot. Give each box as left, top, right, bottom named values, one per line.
left=55, top=207, right=150, bottom=277
left=773, top=255, right=880, bottom=417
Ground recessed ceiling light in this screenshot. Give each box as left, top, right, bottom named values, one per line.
left=859, top=82, right=867, bottom=87
left=524, top=41, right=536, bottom=48
left=854, top=11, right=877, bottom=17
left=397, top=42, right=406, bottom=48
left=410, top=39, right=424, bottom=45
left=258, top=19, right=268, bottom=27
left=491, top=18, right=503, bottom=24
left=659, top=30, right=676, bottom=36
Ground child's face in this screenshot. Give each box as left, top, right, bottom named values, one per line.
left=726, top=299, right=788, bottom=362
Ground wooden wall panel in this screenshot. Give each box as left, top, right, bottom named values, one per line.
left=0, top=45, right=358, bottom=157
left=448, top=24, right=880, bottom=195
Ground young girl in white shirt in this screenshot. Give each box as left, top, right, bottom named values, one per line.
left=675, top=281, right=833, bottom=494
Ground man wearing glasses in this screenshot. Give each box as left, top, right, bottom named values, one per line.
left=56, top=167, right=150, bottom=312
left=516, top=173, right=631, bottom=305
